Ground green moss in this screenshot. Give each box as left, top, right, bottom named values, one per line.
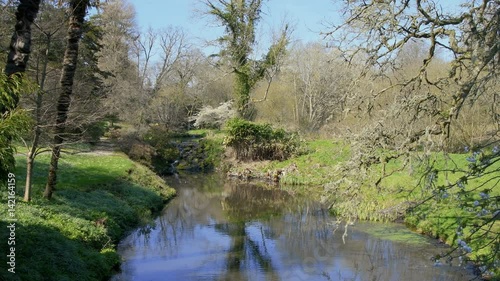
left=358, top=223, right=431, bottom=245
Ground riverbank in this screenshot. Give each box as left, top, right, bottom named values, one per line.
left=0, top=150, right=175, bottom=281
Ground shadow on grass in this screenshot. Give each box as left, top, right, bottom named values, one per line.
left=0, top=220, right=118, bottom=281
left=14, top=155, right=166, bottom=237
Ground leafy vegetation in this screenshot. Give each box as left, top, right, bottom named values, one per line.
left=0, top=74, right=34, bottom=182
left=224, top=118, right=302, bottom=161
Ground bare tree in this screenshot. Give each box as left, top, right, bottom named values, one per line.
left=325, top=0, right=499, bottom=275
left=288, top=43, right=353, bottom=131
left=22, top=1, right=67, bottom=201
left=132, top=27, right=156, bottom=91
left=147, top=47, right=204, bottom=128
left=325, top=0, right=499, bottom=148
left=151, top=27, right=188, bottom=94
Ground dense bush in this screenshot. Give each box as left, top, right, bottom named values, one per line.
left=84, top=121, right=109, bottom=144
left=224, top=118, right=301, bottom=161
left=143, top=125, right=180, bottom=174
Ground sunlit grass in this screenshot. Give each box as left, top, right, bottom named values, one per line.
left=264, top=139, right=350, bottom=185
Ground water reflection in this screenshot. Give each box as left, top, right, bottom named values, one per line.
left=112, top=174, right=474, bottom=281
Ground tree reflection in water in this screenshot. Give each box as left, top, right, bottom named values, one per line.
left=112, top=174, right=475, bottom=281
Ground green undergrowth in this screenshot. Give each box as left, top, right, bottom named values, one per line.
left=224, top=118, right=302, bottom=161
left=0, top=151, right=175, bottom=281
left=264, top=139, right=350, bottom=185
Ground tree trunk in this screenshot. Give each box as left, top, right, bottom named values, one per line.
left=44, top=0, right=89, bottom=200
left=4, top=0, right=41, bottom=76
left=24, top=151, right=34, bottom=202
left=235, top=71, right=250, bottom=118
left=1, top=0, right=39, bottom=186
left=24, top=34, right=51, bottom=202
left=2, top=0, right=40, bottom=117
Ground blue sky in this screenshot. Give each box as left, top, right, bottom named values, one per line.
left=126, top=0, right=460, bottom=57
left=127, top=0, right=337, bottom=49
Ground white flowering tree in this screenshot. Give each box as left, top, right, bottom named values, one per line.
left=190, top=101, right=236, bottom=129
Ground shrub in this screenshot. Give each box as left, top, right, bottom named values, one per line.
left=190, top=101, right=236, bottom=129
left=224, top=118, right=301, bottom=161
left=117, top=129, right=140, bottom=154
left=84, top=121, right=109, bottom=144
left=126, top=143, right=156, bottom=167
left=143, top=125, right=180, bottom=174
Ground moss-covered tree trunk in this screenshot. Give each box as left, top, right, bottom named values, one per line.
left=44, top=0, right=89, bottom=200
left=234, top=69, right=253, bottom=119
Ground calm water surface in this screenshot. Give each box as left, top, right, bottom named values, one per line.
left=111, top=174, right=475, bottom=281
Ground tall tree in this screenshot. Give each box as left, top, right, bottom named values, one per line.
left=95, top=0, right=141, bottom=124
left=22, top=0, right=68, bottom=202
left=44, top=0, right=90, bottom=199
left=204, top=0, right=290, bottom=119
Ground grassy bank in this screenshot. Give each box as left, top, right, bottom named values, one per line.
left=0, top=151, right=175, bottom=281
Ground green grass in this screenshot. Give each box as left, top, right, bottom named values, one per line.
left=188, top=128, right=226, bottom=142
left=0, top=151, right=175, bottom=281
left=13, top=142, right=94, bottom=155
left=264, top=139, right=350, bottom=185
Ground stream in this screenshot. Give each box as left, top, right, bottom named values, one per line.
left=111, top=174, right=475, bottom=281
